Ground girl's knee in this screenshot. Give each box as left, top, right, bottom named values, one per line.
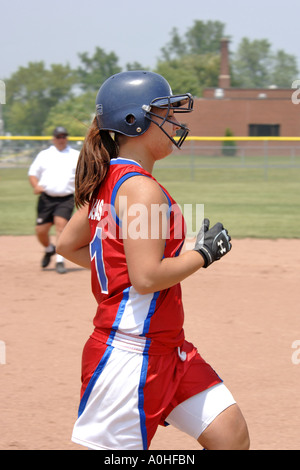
left=199, top=404, right=250, bottom=450
left=234, top=416, right=250, bottom=450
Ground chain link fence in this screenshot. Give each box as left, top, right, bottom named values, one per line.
left=1, top=137, right=300, bottom=179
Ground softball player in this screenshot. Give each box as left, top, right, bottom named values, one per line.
left=57, top=71, right=249, bottom=450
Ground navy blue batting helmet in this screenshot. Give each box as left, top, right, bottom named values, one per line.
left=95, top=71, right=193, bottom=148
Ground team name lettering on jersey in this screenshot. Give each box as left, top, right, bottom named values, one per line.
left=88, top=199, right=104, bottom=221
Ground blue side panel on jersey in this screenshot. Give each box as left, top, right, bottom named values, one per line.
left=77, top=344, right=113, bottom=418
left=111, top=286, right=130, bottom=331
left=142, top=291, right=160, bottom=336
left=138, top=290, right=159, bottom=449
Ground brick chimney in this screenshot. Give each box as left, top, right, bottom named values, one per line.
left=218, top=38, right=230, bottom=88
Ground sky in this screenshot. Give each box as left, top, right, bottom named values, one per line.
left=1, top=0, right=300, bottom=80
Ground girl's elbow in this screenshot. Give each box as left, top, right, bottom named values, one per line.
left=133, top=285, right=155, bottom=296
left=130, top=276, right=158, bottom=296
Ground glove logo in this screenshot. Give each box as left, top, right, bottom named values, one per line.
left=217, top=239, right=227, bottom=254
left=193, top=218, right=232, bottom=268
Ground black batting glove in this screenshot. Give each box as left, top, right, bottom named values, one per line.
left=194, top=218, right=232, bottom=268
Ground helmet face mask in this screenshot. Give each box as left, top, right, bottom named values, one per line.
left=143, top=94, right=193, bottom=148
left=95, top=71, right=194, bottom=149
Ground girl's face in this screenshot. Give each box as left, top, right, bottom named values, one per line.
left=147, top=107, right=181, bottom=160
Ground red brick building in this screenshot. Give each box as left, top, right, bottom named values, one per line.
left=184, top=39, right=300, bottom=147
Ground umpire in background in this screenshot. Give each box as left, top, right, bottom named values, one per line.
left=28, top=126, right=79, bottom=274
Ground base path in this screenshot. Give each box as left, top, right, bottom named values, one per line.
left=0, top=236, right=299, bottom=450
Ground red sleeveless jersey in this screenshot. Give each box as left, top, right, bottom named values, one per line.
left=88, top=158, right=186, bottom=354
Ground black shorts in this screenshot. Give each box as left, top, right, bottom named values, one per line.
left=36, top=192, right=75, bottom=225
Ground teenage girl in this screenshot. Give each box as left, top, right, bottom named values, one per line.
left=57, top=71, right=249, bottom=450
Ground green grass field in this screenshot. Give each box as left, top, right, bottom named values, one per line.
left=0, top=159, right=299, bottom=238
left=0, top=168, right=37, bottom=235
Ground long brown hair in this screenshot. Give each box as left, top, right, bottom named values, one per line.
left=75, top=117, right=119, bottom=208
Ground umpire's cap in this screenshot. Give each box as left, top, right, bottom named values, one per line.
left=53, top=126, right=68, bottom=137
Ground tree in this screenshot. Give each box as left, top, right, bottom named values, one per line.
left=3, top=22, right=299, bottom=136
left=43, top=92, right=95, bottom=136
left=232, top=38, right=272, bottom=87
left=160, top=21, right=227, bottom=60
left=270, top=50, right=299, bottom=87
left=232, top=38, right=298, bottom=88
left=155, top=58, right=201, bottom=97
left=155, top=53, right=220, bottom=97
left=77, top=47, right=121, bottom=92
left=222, top=128, right=236, bottom=156
left=185, top=20, right=226, bottom=55
left=160, top=27, right=187, bottom=61
left=3, top=62, right=76, bottom=135
left=126, top=61, right=149, bottom=71
left=157, top=21, right=224, bottom=96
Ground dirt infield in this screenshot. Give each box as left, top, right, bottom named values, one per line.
left=0, top=236, right=299, bottom=450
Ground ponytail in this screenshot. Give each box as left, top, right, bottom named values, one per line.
left=75, top=117, right=119, bottom=208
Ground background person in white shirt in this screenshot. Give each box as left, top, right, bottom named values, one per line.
left=28, top=126, right=79, bottom=274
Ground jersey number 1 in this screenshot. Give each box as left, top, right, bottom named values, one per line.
left=90, top=227, right=108, bottom=294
